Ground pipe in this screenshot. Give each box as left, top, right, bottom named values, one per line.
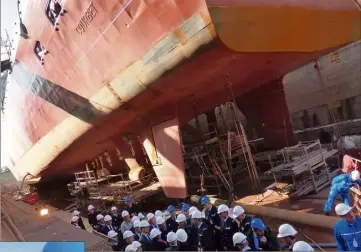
left=1, top=205, right=25, bottom=241
left=310, top=243, right=337, bottom=249
left=190, top=195, right=339, bottom=230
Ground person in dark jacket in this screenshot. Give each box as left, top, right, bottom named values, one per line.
left=124, top=196, right=139, bottom=217
left=72, top=210, right=86, bottom=230
left=157, top=217, right=169, bottom=241
left=247, top=218, right=279, bottom=251
left=87, top=205, right=100, bottom=230
left=176, top=214, right=197, bottom=250
left=233, top=232, right=252, bottom=251
left=277, top=224, right=298, bottom=251
left=96, top=214, right=110, bottom=235
left=201, top=196, right=222, bottom=251
left=150, top=228, right=168, bottom=251
left=176, top=229, right=193, bottom=251
left=166, top=232, right=179, bottom=251
left=231, top=205, right=252, bottom=236
left=122, top=230, right=136, bottom=250
left=107, top=230, right=124, bottom=251
left=139, top=220, right=153, bottom=251
left=166, top=205, right=178, bottom=232
left=71, top=216, right=83, bottom=229
left=217, top=204, right=234, bottom=251
left=191, top=210, right=216, bottom=251
left=110, top=206, right=122, bottom=231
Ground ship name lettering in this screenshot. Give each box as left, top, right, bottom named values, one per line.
left=76, top=3, right=98, bottom=35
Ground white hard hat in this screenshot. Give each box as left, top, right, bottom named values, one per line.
left=293, top=241, right=314, bottom=251
left=176, top=213, right=187, bottom=223
left=72, top=210, right=80, bottom=216
left=155, top=210, right=163, bottom=218
left=139, top=220, right=150, bottom=228
left=189, top=206, right=198, bottom=215
left=335, top=203, right=353, bottom=216
left=133, top=220, right=140, bottom=228
left=125, top=245, right=135, bottom=252
left=277, top=224, right=297, bottom=238
left=88, top=205, right=95, bottom=211
left=233, top=232, right=247, bottom=246
left=167, top=231, right=177, bottom=243
left=132, top=241, right=142, bottom=249
left=111, top=206, right=117, bottom=211
left=108, top=230, right=118, bottom=238
left=147, top=213, right=155, bottom=221
left=191, top=210, right=202, bottom=219
left=96, top=214, right=104, bottom=221
left=72, top=216, right=79, bottom=222
left=123, top=230, right=134, bottom=239
left=122, top=210, right=130, bottom=217
left=104, top=215, right=112, bottom=222
left=232, top=205, right=245, bottom=218
left=138, top=212, right=145, bottom=219
left=156, top=216, right=165, bottom=225
left=351, top=170, right=360, bottom=181
left=176, top=229, right=188, bottom=242
left=217, top=204, right=229, bottom=214
left=150, top=228, right=162, bottom=239
left=132, top=216, right=140, bottom=224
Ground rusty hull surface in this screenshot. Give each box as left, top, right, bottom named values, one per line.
left=3, top=0, right=360, bottom=188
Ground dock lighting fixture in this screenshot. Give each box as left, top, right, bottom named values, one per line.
left=40, top=208, right=49, bottom=216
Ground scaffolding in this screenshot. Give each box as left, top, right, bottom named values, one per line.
left=182, top=76, right=261, bottom=200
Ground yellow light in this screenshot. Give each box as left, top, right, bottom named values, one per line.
left=40, top=208, right=49, bottom=216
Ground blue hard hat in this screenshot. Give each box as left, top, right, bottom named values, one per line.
left=201, top=196, right=210, bottom=205
left=181, top=203, right=190, bottom=212
left=124, top=196, right=131, bottom=204
left=167, top=205, right=175, bottom=212
left=251, top=218, right=266, bottom=230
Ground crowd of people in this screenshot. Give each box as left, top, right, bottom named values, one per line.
left=67, top=194, right=361, bottom=251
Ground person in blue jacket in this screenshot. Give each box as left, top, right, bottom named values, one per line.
left=334, top=203, right=361, bottom=251
left=324, top=170, right=361, bottom=215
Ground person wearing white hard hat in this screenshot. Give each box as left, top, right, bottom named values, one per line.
left=217, top=204, right=234, bottom=250
left=132, top=216, right=140, bottom=224
left=324, top=170, right=361, bottom=215
left=132, top=241, right=143, bottom=252
left=87, top=204, right=100, bottom=229
left=188, top=206, right=198, bottom=217
left=176, top=213, right=197, bottom=250
left=138, top=212, right=146, bottom=221
left=125, top=244, right=136, bottom=252
left=334, top=203, right=361, bottom=251
left=150, top=228, right=168, bottom=251
left=147, top=213, right=158, bottom=230
left=292, top=241, right=314, bottom=252
left=277, top=224, right=298, bottom=251
left=104, top=214, right=116, bottom=232
left=96, top=214, right=109, bottom=235
left=233, top=232, right=251, bottom=251
left=176, top=229, right=192, bottom=251
left=166, top=232, right=178, bottom=251
left=108, top=230, right=123, bottom=251
left=123, top=230, right=136, bottom=249
left=156, top=217, right=169, bottom=241
left=176, top=213, right=188, bottom=229
left=111, top=206, right=122, bottom=230
left=139, top=220, right=153, bottom=250
left=131, top=220, right=141, bottom=240
left=155, top=210, right=163, bottom=218
left=191, top=210, right=216, bottom=251
left=71, top=210, right=86, bottom=230
left=231, top=205, right=252, bottom=236
left=71, top=216, right=81, bottom=229
left=121, top=210, right=133, bottom=234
